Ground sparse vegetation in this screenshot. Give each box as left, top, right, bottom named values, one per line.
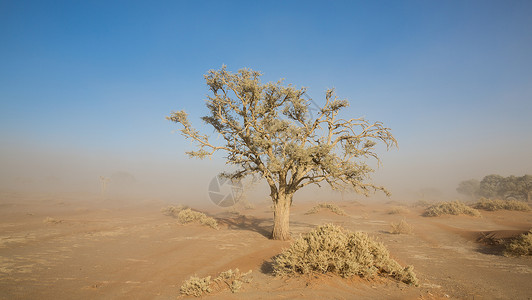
left=214, top=268, right=253, bottom=293
left=412, top=200, right=431, bottom=208
left=473, top=198, right=531, bottom=212
left=390, top=219, right=413, bottom=234
left=177, top=208, right=219, bottom=229
left=180, top=275, right=212, bottom=297
left=305, top=202, right=347, bottom=216
left=43, top=217, right=64, bottom=224
left=161, top=204, right=188, bottom=217
left=180, top=269, right=252, bottom=297
left=504, top=230, right=532, bottom=257
left=423, top=201, right=481, bottom=217
left=272, top=224, right=418, bottom=285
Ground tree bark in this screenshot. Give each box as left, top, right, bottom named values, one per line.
left=271, top=193, right=292, bottom=241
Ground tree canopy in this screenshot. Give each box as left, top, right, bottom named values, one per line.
left=168, top=66, right=397, bottom=239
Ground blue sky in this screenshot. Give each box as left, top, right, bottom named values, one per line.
left=1, top=0, right=531, bottom=200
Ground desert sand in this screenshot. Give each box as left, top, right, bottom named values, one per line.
left=1, top=192, right=531, bottom=299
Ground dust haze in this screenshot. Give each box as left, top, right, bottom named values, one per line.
left=2, top=135, right=531, bottom=206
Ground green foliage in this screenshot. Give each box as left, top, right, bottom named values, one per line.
left=473, top=198, right=531, bottom=212
left=180, top=275, right=212, bottom=297
left=272, top=224, right=418, bottom=285
left=479, top=174, right=532, bottom=201
left=456, top=179, right=480, bottom=199
left=305, top=202, right=347, bottom=216
left=177, top=208, right=219, bottom=229
left=390, top=219, right=413, bottom=234
left=423, top=201, right=481, bottom=217
left=504, top=230, right=532, bottom=257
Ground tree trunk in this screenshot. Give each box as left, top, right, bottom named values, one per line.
left=271, top=193, right=292, bottom=241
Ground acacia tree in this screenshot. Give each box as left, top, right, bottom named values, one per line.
left=456, top=179, right=480, bottom=199
left=167, top=66, right=397, bottom=240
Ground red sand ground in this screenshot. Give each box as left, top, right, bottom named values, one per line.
left=1, top=193, right=531, bottom=299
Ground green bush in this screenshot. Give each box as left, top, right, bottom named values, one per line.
left=473, top=198, right=531, bottom=212
left=177, top=208, right=219, bottom=229
left=504, top=230, right=532, bottom=257
left=305, top=202, right=347, bottom=216
left=423, top=201, right=481, bottom=217
left=272, top=224, right=418, bottom=285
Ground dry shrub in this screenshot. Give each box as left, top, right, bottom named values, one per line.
left=423, top=201, right=480, bottom=217
left=43, top=217, right=63, bottom=224
left=177, top=208, right=219, bottom=229
left=504, top=230, right=532, bottom=257
left=214, top=268, right=253, bottom=293
left=180, top=275, right=212, bottom=297
left=388, top=206, right=410, bottom=215
left=272, top=224, right=418, bottom=285
left=161, top=204, right=188, bottom=217
left=473, top=198, right=531, bottom=212
left=390, top=219, right=413, bottom=234
left=180, top=269, right=252, bottom=297
left=412, top=200, right=431, bottom=208
left=305, top=202, right=347, bottom=216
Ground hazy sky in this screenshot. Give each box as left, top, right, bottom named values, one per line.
left=1, top=1, right=531, bottom=203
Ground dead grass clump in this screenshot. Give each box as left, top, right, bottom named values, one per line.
left=504, top=230, right=532, bottom=257
left=43, top=217, right=64, bottom=224
left=180, top=275, right=212, bottom=297
left=423, top=201, right=481, bottom=217
left=272, top=224, right=418, bottom=285
left=305, top=202, right=347, bottom=216
left=388, top=206, right=410, bottom=215
left=161, top=204, right=188, bottom=217
left=177, top=208, right=219, bottom=229
left=180, top=269, right=252, bottom=297
left=473, top=198, right=531, bottom=212
left=390, top=219, right=413, bottom=234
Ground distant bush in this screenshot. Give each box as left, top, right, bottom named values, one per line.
left=412, top=200, right=431, bottom=208
left=180, top=269, right=252, bottom=297
left=473, top=198, right=531, bottom=212
left=272, top=224, right=418, bottom=285
left=161, top=204, right=188, bottom=217
left=177, top=208, right=219, bottom=229
left=504, top=230, right=532, bottom=257
left=43, top=217, right=64, bottom=224
left=388, top=206, right=410, bottom=215
left=390, top=219, right=413, bottom=234
left=305, top=203, right=347, bottom=216
left=423, top=201, right=481, bottom=217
